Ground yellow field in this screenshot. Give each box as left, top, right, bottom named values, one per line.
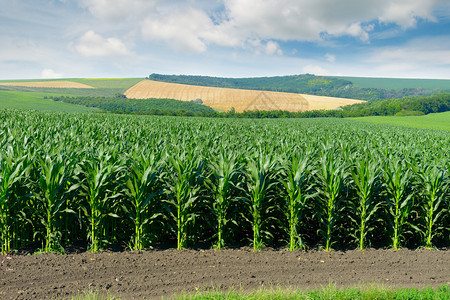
left=0, top=81, right=94, bottom=89
left=124, top=80, right=364, bottom=112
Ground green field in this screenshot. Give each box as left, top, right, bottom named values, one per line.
left=334, top=76, right=450, bottom=90
left=1, top=110, right=448, bottom=254
left=0, top=78, right=142, bottom=97
left=351, top=111, right=450, bottom=131
left=0, top=90, right=93, bottom=112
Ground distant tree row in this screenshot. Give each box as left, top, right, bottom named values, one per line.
left=227, top=93, right=450, bottom=119
left=147, top=73, right=444, bottom=101
left=48, top=93, right=450, bottom=119
left=48, top=95, right=217, bottom=117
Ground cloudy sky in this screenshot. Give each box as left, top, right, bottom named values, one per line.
left=1, top=0, right=450, bottom=80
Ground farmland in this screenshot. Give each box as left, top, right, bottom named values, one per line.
left=0, top=81, right=94, bottom=89
left=352, top=111, right=450, bottom=131
left=1, top=110, right=448, bottom=252
left=0, top=75, right=449, bottom=299
left=124, top=79, right=364, bottom=112
left=0, top=108, right=449, bottom=299
left=0, top=90, right=93, bottom=112
left=0, top=109, right=449, bottom=299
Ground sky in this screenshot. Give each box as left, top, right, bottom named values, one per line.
left=1, top=0, right=450, bottom=80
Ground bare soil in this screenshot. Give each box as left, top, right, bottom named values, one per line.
left=1, top=248, right=449, bottom=300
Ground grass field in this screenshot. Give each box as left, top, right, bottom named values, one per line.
left=334, top=76, right=450, bottom=90
left=0, top=81, right=94, bottom=89
left=0, top=90, right=93, bottom=112
left=0, top=78, right=142, bottom=97
left=351, top=111, right=450, bottom=131
left=124, top=80, right=364, bottom=112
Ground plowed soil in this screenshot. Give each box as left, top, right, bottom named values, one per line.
left=1, top=248, right=448, bottom=300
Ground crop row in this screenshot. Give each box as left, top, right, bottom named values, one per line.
left=0, top=110, right=449, bottom=253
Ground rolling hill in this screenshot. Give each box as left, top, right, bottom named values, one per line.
left=124, top=80, right=364, bottom=113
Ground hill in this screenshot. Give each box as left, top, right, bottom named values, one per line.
left=124, top=80, right=364, bottom=113
left=334, top=76, right=450, bottom=91
left=147, top=74, right=450, bottom=101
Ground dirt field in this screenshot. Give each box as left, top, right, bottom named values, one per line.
left=124, top=80, right=364, bottom=113
left=1, top=248, right=448, bottom=299
left=0, top=81, right=95, bottom=89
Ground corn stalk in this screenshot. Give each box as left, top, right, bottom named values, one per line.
left=383, top=159, right=413, bottom=250
left=245, top=149, right=278, bottom=251
left=163, top=150, right=203, bottom=250
left=280, top=153, right=311, bottom=250
left=350, top=156, right=381, bottom=250
left=205, top=151, right=241, bottom=249
left=316, top=151, right=346, bottom=251
left=123, top=152, right=162, bottom=251
left=34, top=154, right=75, bottom=253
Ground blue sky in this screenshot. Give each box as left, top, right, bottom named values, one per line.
left=1, top=0, right=450, bottom=80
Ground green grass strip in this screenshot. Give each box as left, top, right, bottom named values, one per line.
left=174, top=285, right=450, bottom=300
left=68, top=285, right=450, bottom=300
left=350, top=111, right=450, bottom=131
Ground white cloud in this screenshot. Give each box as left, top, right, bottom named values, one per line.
left=364, top=35, right=450, bottom=78
left=41, top=69, right=63, bottom=79
left=141, top=8, right=213, bottom=53
left=367, top=36, right=450, bottom=66
left=81, top=0, right=158, bottom=22
left=76, top=30, right=131, bottom=57
left=137, top=0, right=443, bottom=53
left=302, top=64, right=332, bottom=76
left=265, top=41, right=283, bottom=55
left=325, top=53, right=336, bottom=63
left=221, top=0, right=440, bottom=43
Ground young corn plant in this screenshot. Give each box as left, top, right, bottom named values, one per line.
left=383, top=159, right=414, bottom=250
left=123, top=152, right=162, bottom=251
left=76, top=151, right=123, bottom=252
left=0, top=149, right=27, bottom=254
left=245, top=149, right=279, bottom=251
left=349, top=156, right=382, bottom=250
left=205, top=151, right=241, bottom=250
left=316, top=151, right=346, bottom=252
left=414, top=164, right=448, bottom=248
left=280, top=153, right=312, bottom=251
left=163, top=150, right=204, bottom=250
left=34, top=154, right=75, bottom=253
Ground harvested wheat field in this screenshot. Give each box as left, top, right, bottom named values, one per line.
left=124, top=80, right=364, bottom=112
left=0, top=81, right=95, bottom=89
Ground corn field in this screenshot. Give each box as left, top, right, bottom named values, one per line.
left=0, top=109, right=448, bottom=253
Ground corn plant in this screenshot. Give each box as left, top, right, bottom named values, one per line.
left=414, top=164, right=448, bottom=248
left=123, top=151, right=162, bottom=251
left=315, top=151, right=346, bottom=251
left=163, top=150, right=204, bottom=250
left=0, top=148, right=28, bottom=254
left=349, top=155, right=382, bottom=250
left=34, top=154, right=75, bottom=253
left=205, top=150, right=242, bottom=249
left=280, top=153, right=312, bottom=250
left=383, top=159, right=414, bottom=250
left=244, top=149, right=279, bottom=251
left=76, top=151, right=123, bottom=252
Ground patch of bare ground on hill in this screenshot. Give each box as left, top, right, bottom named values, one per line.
left=1, top=248, right=448, bottom=300
left=0, top=81, right=94, bottom=89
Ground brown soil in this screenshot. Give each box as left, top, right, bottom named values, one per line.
left=1, top=248, right=448, bottom=300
